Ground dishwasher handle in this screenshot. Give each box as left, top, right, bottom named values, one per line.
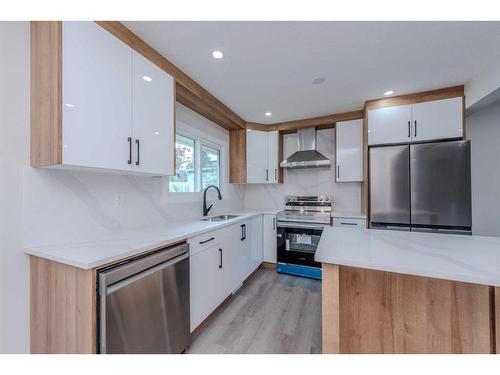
left=105, top=252, right=189, bottom=295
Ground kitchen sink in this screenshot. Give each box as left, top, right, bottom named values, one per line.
left=201, top=214, right=240, bottom=222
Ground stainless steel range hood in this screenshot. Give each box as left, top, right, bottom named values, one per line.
left=280, top=127, right=331, bottom=169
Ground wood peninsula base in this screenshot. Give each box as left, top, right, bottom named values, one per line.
left=322, top=263, right=499, bottom=354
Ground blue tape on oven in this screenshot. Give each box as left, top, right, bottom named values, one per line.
left=276, top=262, right=322, bottom=280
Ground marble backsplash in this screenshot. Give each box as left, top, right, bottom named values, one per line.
left=242, top=128, right=362, bottom=212
left=23, top=168, right=243, bottom=247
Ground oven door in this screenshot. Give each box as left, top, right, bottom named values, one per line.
left=277, top=222, right=323, bottom=268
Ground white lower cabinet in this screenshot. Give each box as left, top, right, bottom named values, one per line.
left=189, top=243, right=222, bottom=332
left=262, top=214, right=277, bottom=263
left=189, top=216, right=264, bottom=332
left=248, top=215, right=263, bottom=273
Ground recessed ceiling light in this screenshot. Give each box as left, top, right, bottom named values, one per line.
left=154, top=131, right=160, bottom=135
left=64, top=103, right=74, bottom=108
left=212, top=50, right=224, bottom=59
left=265, top=112, right=272, bottom=117
left=384, top=90, right=394, bottom=96
left=143, top=76, right=153, bottom=82
left=312, top=77, right=326, bottom=85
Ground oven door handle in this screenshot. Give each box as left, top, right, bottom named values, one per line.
left=277, top=222, right=325, bottom=230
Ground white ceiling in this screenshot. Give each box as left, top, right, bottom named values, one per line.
left=124, top=21, right=500, bottom=124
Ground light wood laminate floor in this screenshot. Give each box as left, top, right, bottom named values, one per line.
left=187, top=268, right=322, bottom=354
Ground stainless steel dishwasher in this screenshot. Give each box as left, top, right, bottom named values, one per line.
left=98, top=242, right=190, bottom=354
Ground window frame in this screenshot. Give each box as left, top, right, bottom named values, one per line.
left=167, top=128, right=225, bottom=196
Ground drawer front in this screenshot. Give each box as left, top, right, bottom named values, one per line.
left=188, top=227, right=228, bottom=256
left=332, top=218, right=366, bottom=228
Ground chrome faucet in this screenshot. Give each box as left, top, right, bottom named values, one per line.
left=203, top=185, right=222, bottom=216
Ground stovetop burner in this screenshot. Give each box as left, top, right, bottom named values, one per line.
left=277, top=195, right=333, bottom=225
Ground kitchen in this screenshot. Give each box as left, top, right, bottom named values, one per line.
left=2, top=9, right=500, bottom=368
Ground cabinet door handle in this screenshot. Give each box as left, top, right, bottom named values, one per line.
left=275, top=168, right=277, bottom=181
left=240, top=224, right=245, bottom=241
left=135, top=139, right=140, bottom=166
left=273, top=217, right=276, bottom=230
left=265, top=169, right=269, bottom=181
left=219, top=248, right=223, bottom=269
left=337, top=165, right=340, bottom=180
left=199, top=237, right=215, bottom=245
left=408, top=121, right=411, bottom=138
left=414, top=120, right=417, bottom=138
left=127, top=137, right=132, bottom=165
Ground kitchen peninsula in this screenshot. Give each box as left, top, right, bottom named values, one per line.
left=316, top=227, right=500, bottom=354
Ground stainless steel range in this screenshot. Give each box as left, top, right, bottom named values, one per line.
left=276, top=195, right=332, bottom=279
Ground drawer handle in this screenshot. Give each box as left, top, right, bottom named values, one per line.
left=199, top=237, right=215, bottom=244
left=219, top=248, right=222, bottom=269
left=340, top=222, right=358, bottom=226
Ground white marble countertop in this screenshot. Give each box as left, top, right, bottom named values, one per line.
left=25, top=210, right=277, bottom=270
left=331, top=211, right=367, bottom=219
left=315, top=227, right=500, bottom=287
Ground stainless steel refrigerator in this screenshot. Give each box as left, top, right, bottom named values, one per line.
left=369, top=140, right=471, bottom=234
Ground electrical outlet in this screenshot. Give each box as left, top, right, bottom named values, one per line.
left=113, top=193, right=124, bottom=207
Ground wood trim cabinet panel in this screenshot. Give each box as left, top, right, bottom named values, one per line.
left=30, top=256, right=96, bottom=354
left=31, top=21, right=175, bottom=176
left=322, top=264, right=496, bottom=354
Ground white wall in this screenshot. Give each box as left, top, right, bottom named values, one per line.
left=242, top=128, right=361, bottom=212
left=465, top=59, right=500, bottom=110
left=0, top=21, right=243, bottom=352
left=0, top=21, right=30, bottom=353
left=467, top=99, right=500, bottom=236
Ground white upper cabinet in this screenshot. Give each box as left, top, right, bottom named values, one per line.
left=368, top=104, right=412, bottom=145
left=132, top=51, right=175, bottom=175
left=54, top=22, right=175, bottom=176
left=336, top=119, right=363, bottom=182
left=246, top=130, right=279, bottom=183
left=246, top=130, right=268, bottom=183
left=62, top=22, right=132, bottom=171
left=368, top=97, right=463, bottom=146
left=411, top=97, right=463, bottom=142
left=267, top=131, right=279, bottom=183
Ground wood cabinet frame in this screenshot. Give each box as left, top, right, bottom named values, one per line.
left=323, top=264, right=499, bottom=354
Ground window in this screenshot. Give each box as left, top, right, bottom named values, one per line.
left=169, top=133, right=222, bottom=193
left=201, top=145, right=220, bottom=189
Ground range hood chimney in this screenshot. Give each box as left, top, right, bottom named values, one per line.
left=280, top=127, right=331, bottom=169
